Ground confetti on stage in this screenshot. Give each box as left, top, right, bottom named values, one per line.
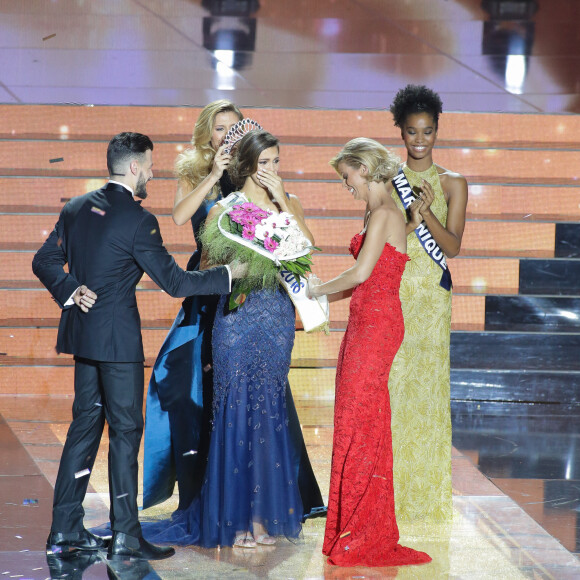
left=74, top=468, right=90, bottom=479
left=42, top=33, right=57, bottom=41
left=49, top=157, right=64, bottom=164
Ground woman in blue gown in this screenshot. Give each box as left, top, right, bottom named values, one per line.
left=144, top=128, right=322, bottom=548
left=143, top=100, right=243, bottom=510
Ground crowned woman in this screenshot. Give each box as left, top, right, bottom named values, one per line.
left=143, top=123, right=325, bottom=549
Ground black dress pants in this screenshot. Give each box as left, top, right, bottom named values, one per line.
left=51, top=357, right=144, bottom=538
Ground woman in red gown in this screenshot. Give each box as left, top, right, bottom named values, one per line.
left=307, top=138, right=432, bottom=568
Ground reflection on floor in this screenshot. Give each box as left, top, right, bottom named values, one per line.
left=1, top=396, right=578, bottom=579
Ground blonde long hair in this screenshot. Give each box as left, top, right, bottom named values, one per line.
left=175, top=100, right=243, bottom=196
left=330, top=138, right=400, bottom=183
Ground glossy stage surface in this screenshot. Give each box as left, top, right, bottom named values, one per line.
left=0, top=0, right=580, bottom=112
left=1, top=395, right=579, bottom=579
left=1, top=0, right=580, bottom=578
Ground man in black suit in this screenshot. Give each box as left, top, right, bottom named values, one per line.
left=33, top=132, right=239, bottom=561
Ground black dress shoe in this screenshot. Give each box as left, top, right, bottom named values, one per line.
left=108, top=532, right=175, bottom=561
left=47, top=529, right=109, bottom=557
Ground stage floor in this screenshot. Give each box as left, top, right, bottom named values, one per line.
left=1, top=395, right=578, bottom=579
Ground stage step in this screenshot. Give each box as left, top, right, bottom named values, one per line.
left=3, top=105, right=580, bottom=149
left=451, top=332, right=580, bottom=371
left=485, top=295, right=580, bottom=332
left=0, top=326, right=344, bottom=362
left=2, top=140, right=580, bottom=185
left=2, top=178, right=579, bottom=223
left=520, top=257, right=580, bottom=294
left=0, top=251, right=522, bottom=295
left=451, top=370, right=580, bottom=404
left=4, top=355, right=580, bottom=404
left=0, top=214, right=557, bottom=256
left=4, top=297, right=578, bottom=365
left=0, top=290, right=486, bottom=330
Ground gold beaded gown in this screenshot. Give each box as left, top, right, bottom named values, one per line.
left=390, top=163, right=453, bottom=522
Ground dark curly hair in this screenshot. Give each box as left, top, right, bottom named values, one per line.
left=390, top=85, right=443, bottom=129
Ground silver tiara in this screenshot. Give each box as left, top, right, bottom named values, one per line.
left=222, top=118, right=263, bottom=154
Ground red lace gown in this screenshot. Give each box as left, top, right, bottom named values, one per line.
left=322, top=233, right=432, bottom=567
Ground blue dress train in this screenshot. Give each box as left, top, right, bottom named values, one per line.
left=143, top=199, right=217, bottom=511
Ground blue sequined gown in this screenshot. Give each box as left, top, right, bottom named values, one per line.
left=144, top=287, right=309, bottom=546
left=143, top=179, right=324, bottom=531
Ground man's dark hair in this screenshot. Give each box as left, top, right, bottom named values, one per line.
left=390, top=85, right=443, bottom=129
left=107, top=132, right=154, bottom=177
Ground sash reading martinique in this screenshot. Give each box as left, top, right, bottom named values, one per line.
left=392, top=168, right=452, bottom=291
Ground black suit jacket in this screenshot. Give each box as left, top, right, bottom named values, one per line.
left=32, top=182, right=230, bottom=362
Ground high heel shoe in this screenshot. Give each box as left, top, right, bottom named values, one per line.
left=233, top=532, right=256, bottom=548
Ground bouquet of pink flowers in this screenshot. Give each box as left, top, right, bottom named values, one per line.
left=227, top=201, right=312, bottom=262
left=201, top=194, right=318, bottom=310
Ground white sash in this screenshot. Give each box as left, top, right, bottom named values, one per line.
left=278, top=270, right=329, bottom=333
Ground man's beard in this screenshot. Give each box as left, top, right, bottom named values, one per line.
left=135, top=173, right=148, bottom=200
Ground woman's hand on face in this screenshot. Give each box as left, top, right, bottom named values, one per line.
left=210, top=144, right=232, bottom=180
left=257, top=169, right=286, bottom=205
left=306, top=275, right=322, bottom=299
left=418, top=178, right=435, bottom=217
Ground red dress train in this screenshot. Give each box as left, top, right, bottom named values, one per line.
left=322, top=234, right=432, bottom=567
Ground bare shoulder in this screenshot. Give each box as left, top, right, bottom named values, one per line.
left=437, top=164, right=467, bottom=187
left=370, top=203, right=403, bottom=227
left=367, top=202, right=406, bottom=252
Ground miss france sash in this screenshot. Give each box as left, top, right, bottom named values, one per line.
left=392, top=169, right=452, bottom=291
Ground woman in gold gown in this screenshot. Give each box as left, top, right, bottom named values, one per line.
left=387, top=85, right=468, bottom=522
